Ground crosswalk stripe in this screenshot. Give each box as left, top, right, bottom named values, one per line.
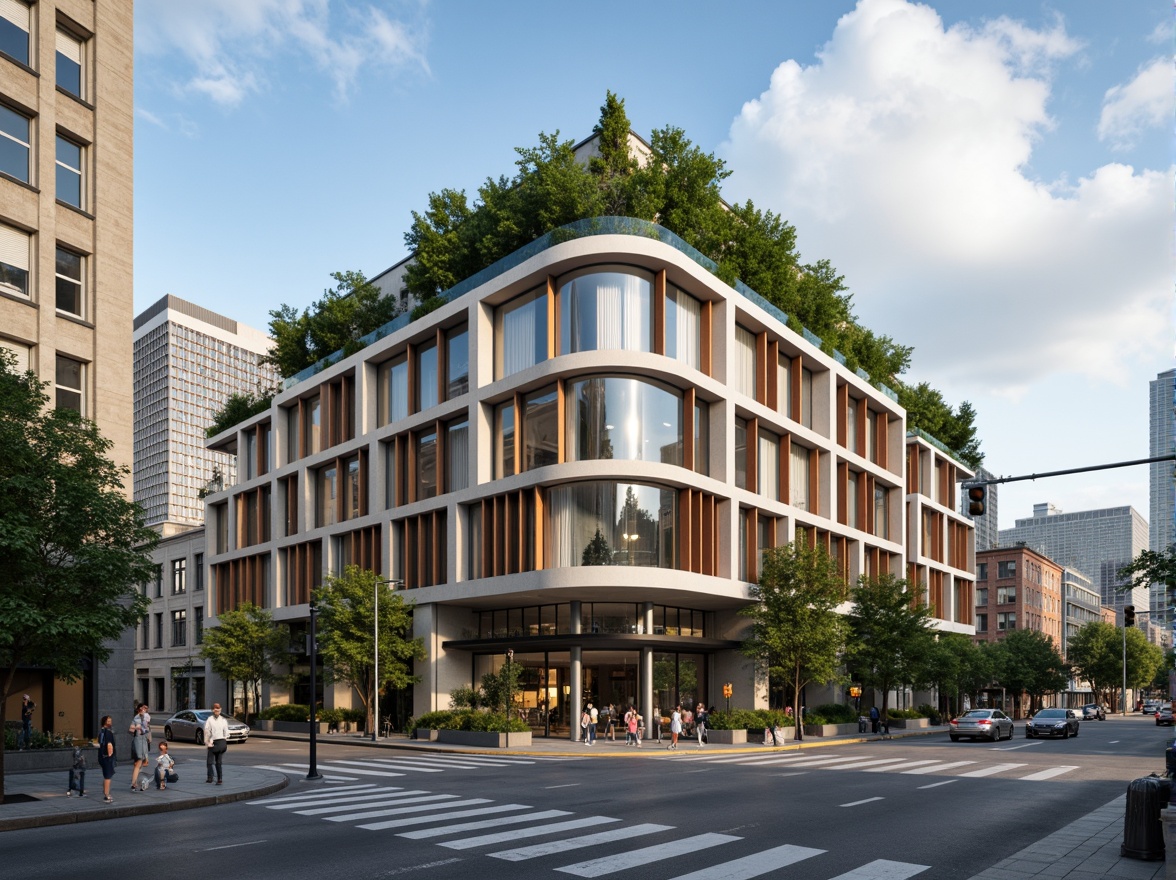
left=275, top=762, right=405, bottom=779
left=324, top=758, right=444, bottom=773
left=489, top=823, right=674, bottom=861
left=265, top=790, right=428, bottom=810
left=392, top=807, right=569, bottom=836
left=387, top=756, right=536, bottom=767
left=863, top=761, right=941, bottom=773
left=826, top=858, right=930, bottom=880
left=900, top=762, right=975, bottom=775
left=814, top=758, right=912, bottom=771
left=758, top=755, right=873, bottom=768
left=251, top=764, right=356, bottom=782
left=323, top=798, right=491, bottom=823
left=555, top=833, right=741, bottom=876
left=956, top=763, right=1026, bottom=778
left=370, top=757, right=496, bottom=769
left=248, top=783, right=381, bottom=804
left=1017, top=766, right=1079, bottom=781
left=665, top=843, right=826, bottom=880
left=440, top=816, right=620, bottom=850
left=296, top=793, right=460, bottom=816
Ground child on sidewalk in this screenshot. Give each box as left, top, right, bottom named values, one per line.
left=66, top=745, right=85, bottom=797
left=154, top=741, right=177, bottom=790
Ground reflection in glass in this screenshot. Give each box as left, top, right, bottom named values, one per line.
left=316, top=464, right=337, bottom=527
left=524, top=387, right=558, bottom=470
left=548, top=481, right=676, bottom=570
left=379, top=357, right=408, bottom=425
left=446, top=419, right=469, bottom=492
left=734, top=418, right=748, bottom=490
left=416, top=428, right=437, bottom=499
left=560, top=268, right=652, bottom=354
left=567, top=376, right=682, bottom=466
left=417, top=342, right=438, bottom=412
left=495, top=401, right=515, bottom=478
left=446, top=327, right=469, bottom=399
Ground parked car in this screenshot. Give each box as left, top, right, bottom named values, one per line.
left=1142, top=700, right=1159, bottom=714
left=1079, top=703, right=1106, bottom=721
left=1025, top=708, right=1080, bottom=738
left=1157, top=707, right=1175, bottom=726
left=949, top=709, right=1014, bottom=742
left=163, top=709, right=250, bottom=744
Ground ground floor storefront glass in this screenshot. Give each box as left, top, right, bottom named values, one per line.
left=474, top=649, right=708, bottom=738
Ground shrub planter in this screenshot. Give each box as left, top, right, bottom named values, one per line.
left=705, top=729, right=747, bottom=745
left=415, top=728, right=439, bottom=742
left=887, top=718, right=930, bottom=730
left=436, top=730, right=533, bottom=748
left=6, top=746, right=98, bottom=772
left=803, top=722, right=860, bottom=738
left=255, top=720, right=273, bottom=731
left=263, top=720, right=330, bottom=734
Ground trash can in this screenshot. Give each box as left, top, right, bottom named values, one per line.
left=1166, top=745, right=1176, bottom=780
left=1121, top=775, right=1171, bottom=860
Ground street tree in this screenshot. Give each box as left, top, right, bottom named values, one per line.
left=740, top=541, right=849, bottom=714
left=927, top=634, right=993, bottom=718
left=847, top=574, right=937, bottom=722
left=0, top=351, right=156, bottom=799
left=200, top=602, right=292, bottom=721
left=990, top=629, right=1068, bottom=716
left=1067, top=621, right=1125, bottom=708
left=313, top=566, right=426, bottom=734
left=1119, top=544, right=1176, bottom=609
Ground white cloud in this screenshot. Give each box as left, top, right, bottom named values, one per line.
left=1098, top=57, right=1173, bottom=150
left=135, top=0, right=430, bottom=107
left=722, top=0, right=1173, bottom=398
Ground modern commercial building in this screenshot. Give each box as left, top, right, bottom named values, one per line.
left=973, top=546, right=1063, bottom=651
left=204, top=218, right=976, bottom=737
left=1061, top=567, right=1101, bottom=661
left=133, top=295, right=277, bottom=536
left=961, top=465, right=998, bottom=552
left=0, top=0, right=134, bottom=738
left=999, top=503, right=1148, bottom=617
left=1150, top=368, right=1175, bottom=624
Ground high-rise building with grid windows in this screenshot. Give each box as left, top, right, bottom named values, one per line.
left=133, top=295, right=277, bottom=535
left=1150, top=368, right=1176, bottom=624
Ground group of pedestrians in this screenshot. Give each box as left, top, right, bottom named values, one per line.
left=580, top=701, right=710, bottom=748
left=74, top=701, right=230, bottom=803
left=666, top=704, right=710, bottom=749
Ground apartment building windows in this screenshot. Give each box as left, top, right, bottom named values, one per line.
left=734, top=418, right=748, bottom=490
left=316, top=462, right=337, bottom=527
left=56, top=135, right=83, bottom=208
left=976, top=587, right=988, bottom=605
left=758, top=430, right=780, bottom=501
left=976, top=613, right=988, bottom=633
left=415, top=428, right=437, bottom=499
left=0, top=0, right=29, bottom=65
left=154, top=612, right=163, bottom=648
left=997, top=585, right=1016, bottom=604
left=874, top=486, right=889, bottom=540
left=734, top=326, right=756, bottom=399
left=416, top=340, right=438, bottom=411
left=446, top=418, right=469, bottom=493
left=497, top=287, right=548, bottom=378
left=446, top=326, right=469, bottom=399
left=800, top=368, right=813, bottom=429
left=523, top=386, right=558, bottom=470
left=55, top=247, right=83, bottom=316
left=0, top=224, right=29, bottom=297
left=171, top=558, right=186, bottom=594
left=140, top=615, right=149, bottom=649
left=846, top=471, right=859, bottom=529
left=56, top=29, right=84, bottom=98
left=194, top=553, right=204, bottom=591
left=789, top=444, right=811, bottom=511
left=303, top=394, right=321, bottom=455
left=997, top=612, right=1016, bottom=631
left=694, top=400, right=709, bottom=475
left=998, top=560, right=1017, bottom=578
left=194, top=607, right=203, bottom=645
left=55, top=354, right=83, bottom=413
left=560, top=267, right=652, bottom=355
left=495, top=401, right=515, bottom=478
left=566, top=376, right=684, bottom=467
left=977, top=562, right=988, bottom=580
left=171, top=609, right=186, bottom=647
left=665, top=286, right=701, bottom=370
left=0, top=104, right=31, bottom=183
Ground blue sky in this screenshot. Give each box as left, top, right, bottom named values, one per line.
left=133, top=0, right=1174, bottom=532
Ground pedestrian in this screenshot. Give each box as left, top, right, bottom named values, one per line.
left=154, top=742, right=177, bottom=790
left=869, top=705, right=880, bottom=735
left=204, top=702, right=230, bottom=784
left=140, top=703, right=152, bottom=754
left=18, top=694, right=34, bottom=749
left=586, top=703, right=598, bottom=745
left=97, top=715, right=116, bottom=803
left=129, top=703, right=150, bottom=791
left=669, top=705, right=682, bottom=749
left=682, top=706, right=694, bottom=739
left=67, top=743, right=86, bottom=797
left=654, top=706, right=662, bottom=743
left=635, top=713, right=644, bottom=747
left=626, top=706, right=638, bottom=745
left=580, top=706, right=591, bottom=744
left=696, top=703, right=709, bottom=747
left=604, top=703, right=616, bottom=740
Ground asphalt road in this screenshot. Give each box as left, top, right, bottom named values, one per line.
left=7, top=713, right=1170, bottom=880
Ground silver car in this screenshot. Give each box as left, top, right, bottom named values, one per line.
left=163, top=709, right=250, bottom=744
left=949, top=709, right=1014, bottom=742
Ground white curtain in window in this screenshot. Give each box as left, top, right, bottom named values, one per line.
left=674, top=290, right=700, bottom=368
left=447, top=422, right=469, bottom=492
left=548, top=483, right=617, bottom=568
left=502, top=300, right=537, bottom=376
left=735, top=326, right=756, bottom=398
left=789, top=445, right=809, bottom=510
left=758, top=432, right=779, bottom=501
left=595, top=279, right=622, bottom=350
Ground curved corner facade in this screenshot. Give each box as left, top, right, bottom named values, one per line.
left=203, top=229, right=976, bottom=736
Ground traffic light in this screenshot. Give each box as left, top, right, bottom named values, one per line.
left=722, top=683, right=733, bottom=699
left=1124, top=605, right=1135, bottom=627
left=967, top=485, right=986, bottom=516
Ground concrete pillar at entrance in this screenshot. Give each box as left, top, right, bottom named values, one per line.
left=570, top=646, right=582, bottom=743
left=642, top=646, right=653, bottom=744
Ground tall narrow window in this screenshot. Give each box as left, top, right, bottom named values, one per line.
left=0, top=105, right=31, bottom=183
left=195, top=607, right=204, bottom=644
left=847, top=471, right=859, bottom=528
left=665, top=287, right=701, bottom=369
left=304, top=395, right=321, bottom=455
left=866, top=410, right=877, bottom=462
left=446, top=418, right=469, bottom=492
left=496, top=289, right=547, bottom=378
left=194, top=553, right=204, bottom=591
left=758, top=430, right=779, bottom=501
left=560, top=268, right=652, bottom=355
left=316, top=463, right=337, bottom=527
left=416, top=341, right=438, bottom=411
left=446, top=326, right=469, bottom=399
left=845, top=397, right=858, bottom=453
left=0, top=224, right=30, bottom=298
left=379, top=356, right=408, bottom=425
left=777, top=355, right=791, bottom=418
left=735, top=326, right=756, bottom=399
left=56, top=29, right=83, bottom=98
left=495, top=401, right=515, bottom=478
left=789, top=444, right=810, bottom=510
left=694, top=400, right=709, bottom=476
left=171, top=610, right=187, bottom=647
left=416, top=428, right=437, bottom=499
left=0, top=0, right=30, bottom=65
left=56, top=136, right=83, bottom=208
left=874, top=486, right=889, bottom=539
left=171, top=558, right=186, bottom=594
left=55, top=354, right=83, bottom=413
left=734, top=418, right=748, bottom=490
left=342, top=455, right=361, bottom=520
left=523, top=386, right=558, bottom=470
left=800, top=368, right=814, bottom=429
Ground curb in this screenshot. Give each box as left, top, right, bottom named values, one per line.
left=0, top=774, right=289, bottom=833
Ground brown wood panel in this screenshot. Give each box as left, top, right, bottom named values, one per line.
left=809, top=448, right=820, bottom=518
left=755, top=331, right=768, bottom=406
left=556, top=381, right=566, bottom=465
left=702, top=495, right=715, bottom=576
left=546, top=276, right=557, bottom=359
left=533, top=486, right=545, bottom=571
left=877, top=412, right=888, bottom=470
left=653, top=270, right=666, bottom=356
left=836, top=384, right=848, bottom=448
left=767, top=340, right=779, bottom=411
left=700, top=300, right=713, bottom=377
left=837, top=461, right=848, bottom=525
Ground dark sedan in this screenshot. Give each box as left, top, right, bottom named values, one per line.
left=1025, top=708, right=1080, bottom=738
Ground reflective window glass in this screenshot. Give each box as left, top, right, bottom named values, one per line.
left=496, top=288, right=547, bottom=378
left=446, top=326, right=469, bottom=399
left=0, top=2, right=29, bottom=65
left=547, top=481, right=677, bottom=570
left=566, top=376, right=682, bottom=466
left=523, top=386, right=558, bottom=470
left=56, top=136, right=82, bottom=208
left=0, top=104, right=30, bottom=183
left=417, top=342, right=438, bottom=411
left=56, top=30, right=83, bottom=97
left=560, top=268, right=652, bottom=355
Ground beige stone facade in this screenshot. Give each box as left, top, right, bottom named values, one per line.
left=0, top=0, right=135, bottom=738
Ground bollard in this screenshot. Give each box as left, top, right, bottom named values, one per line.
left=1121, top=775, right=1171, bottom=860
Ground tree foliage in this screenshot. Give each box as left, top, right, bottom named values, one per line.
left=264, top=270, right=401, bottom=379
left=0, top=351, right=157, bottom=796
left=925, top=634, right=994, bottom=717
left=847, top=575, right=937, bottom=720
left=898, top=383, right=983, bottom=470
left=1066, top=620, right=1163, bottom=709
left=740, top=542, right=849, bottom=712
left=200, top=602, right=292, bottom=720
left=205, top=384, right=277, bottom=438
left=989, top=629, right=1068, bottom=715
left=1118, top=544, right=1176, bottom=594
left=313, top=566, right=426, bottom=732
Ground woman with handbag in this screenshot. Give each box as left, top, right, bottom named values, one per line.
left=129, top=703, right=150, bottom=792
left=203, top=703, right=230, bottom=784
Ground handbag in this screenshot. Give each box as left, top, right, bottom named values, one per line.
left=211, top=738, right=228, bottom=754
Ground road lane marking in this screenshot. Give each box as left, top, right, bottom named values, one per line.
left=394, top=808, right=570, bottom=836
left=323, top=798, right=491, bottom=823
left=556, top=833, right=741, bottom=876
left=251, top=764, right=358, bottom=782
left=774, top=772, right=807, bottom=778
left=840, top=797, right=885, bottom=807
left=815, top=758, right=911, bottom=771
left=247, top=783, right=381, bottom=804
left=441, top=816, right=620, bottom=850
left=274, top=762, right=405, bottom=779
left=384, top=859, right=463, bottom=875
left=490, top=823, right=673, bottom=861
left=1108, top=740, right=1120, bottom=744
left=325, top=758, right=444, bottom=773
left=264, top=789, right=429, bottom=810
left=991, top=742, right=1041, bottom=751
left=297, top=794, right=461, bottom=816
left=826, top=858, right=930, bottom=880
left=862, top=760, right=940, bottom=772
left=956, top=763, right=1026, bottom=777
left=665, top=843, right=827, bottom=880
left=545, top=783, right=581, bottom=789
left=1018, top=766, right=1079, bottom=781
left=200, top=840, right=268, bottom=851
left=917, top=780, right=958, bottom=789
left=900, top=761, right=975, bottom=775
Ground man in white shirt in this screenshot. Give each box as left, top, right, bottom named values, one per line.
left=204, top=703, right=230, bottom=784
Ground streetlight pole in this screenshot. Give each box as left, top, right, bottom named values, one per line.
left=372, top=578, right=403, bottom=741
left=505, top=649, right=514, bottom=747
left=307, top=600, right=322, bottom=780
